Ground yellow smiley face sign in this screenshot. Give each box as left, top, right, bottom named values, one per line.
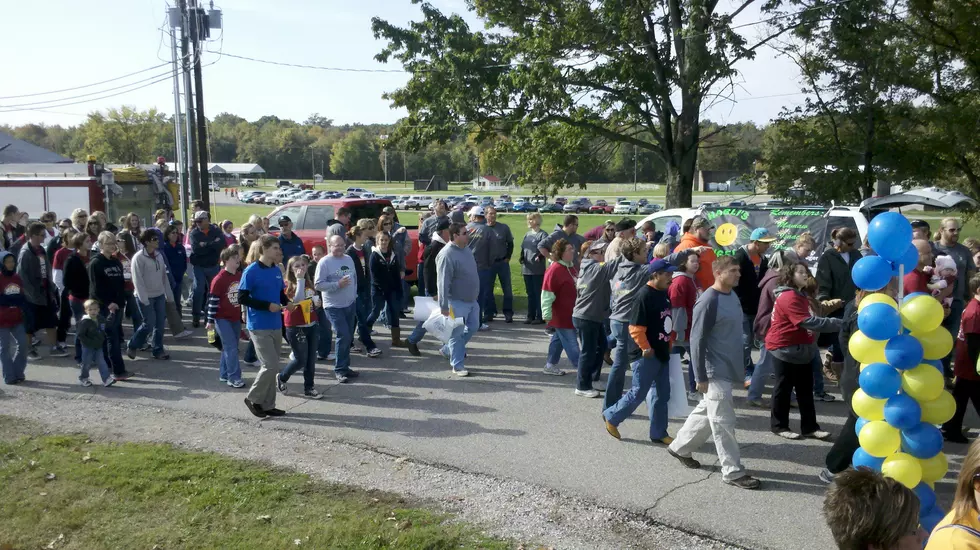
left=715, top=222, right=739, bottom=246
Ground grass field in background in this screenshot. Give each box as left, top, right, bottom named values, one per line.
left=0, top=418, right=511, bottom=549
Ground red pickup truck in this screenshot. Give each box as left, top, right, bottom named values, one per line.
left=266, top=198, right=420, bottom=282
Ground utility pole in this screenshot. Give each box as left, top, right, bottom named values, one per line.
left=178, top=0, right=199, bottom=206
left=403, top=151, right=407, bottom=184
left=167, top=14, right=188, bottom=229
left=189, top=0, right=210, bottom=212
left=310, top=144, right=315, bottom=186
left=633, top=144, right=638, bottom=192
left=380, top=134, right=389, bottom=190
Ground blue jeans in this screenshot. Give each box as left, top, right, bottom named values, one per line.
left=575, top=318, right=606, bottom=393
left=0, top=323, right=27, bottom=384
left=441, top=299, right=480, bottom=371
left=128, top=295, right=166, bottom=357
left=70, top=299, right=85, bottom=363
left=367, top=287, right=400, bottom=329
left=523, top=274, right=543, bottom=321
left=192, top=265, right=220, bottom=322
left=101, top=306, right=126, bottom=376
left=315, top=308, right=332, bottom=359
left=215, top=319, right=242, bottom=383
left=607, top=319, right=635, bottom=405
left=742, top=313, right=755, bottom=378
left=327, top=303, right=357, bottom=373
left=281, top=324, right=318, bottom=391
left=486, top=261, right=513, bottom=317
left=80, top=345, right=111, bottom=383
left=548, top=327, right=580, bottom=368
left=604, top=355, right=671, bottom=440
left=354, top=291, right=376, bottom=349
left=477, top=269, right=493, bottom=322
left=123, top=291, right=144, bottom=332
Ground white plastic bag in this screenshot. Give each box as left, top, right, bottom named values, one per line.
left=413, top=296, right=440, bottom=321
left=668, top=353, right=693, bottom=418
left=422, top=309, right=464, bottom=344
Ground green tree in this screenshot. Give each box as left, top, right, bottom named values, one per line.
left=79, top=106, right=169, bottom=164
left=330, top=129, right=381, bottom=180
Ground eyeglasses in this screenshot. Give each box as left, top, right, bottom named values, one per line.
left=947, top=228, right=961, bottom=233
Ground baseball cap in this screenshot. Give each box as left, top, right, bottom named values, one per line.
left=588, top=240, right=609, bottom=253
left=910, top=219, right=931, bottom=230
left=382, top=206, right=396, bottom=215
left=435, top=219, right=451, bottom=232
left=193, top=210, right=209, bottom=222
left=278, top=215, right=293, bottom=224
left=648, top=258, right=678, bottom=273
left=750, top=228, right=777, bottom=243
left=691, top=216, right=712, bottom=230
left=470, top=205, right=486, bottom=217
left=615, top=218, right=637, bottom=232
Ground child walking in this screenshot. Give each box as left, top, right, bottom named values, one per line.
left=76, top=299, right=116, bottom=387
left=277, top=255, right=323, bottom=399
left=367, top=231, right=407, bottom=347
left=0, top=251, right=28, bottom=385
left=206, top=245, right=245, bottom=388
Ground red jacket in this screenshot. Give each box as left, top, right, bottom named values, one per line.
left=674, top=232, right=716, bottom=290
left=765, top=288, right=816, bottom=350
left=0, top=270, right=26, bottom=328
left=904, top=269, right=931, bottom=295
left=668, top=272, right=698, bottom=342
left=543, top=261, right=576, bottom=329
left=954, top=298, right=980, bottom=381
left=207, top=269, right=242, bottom=322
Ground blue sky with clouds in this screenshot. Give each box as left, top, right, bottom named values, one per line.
left=1, top=0, right=806, bottom=128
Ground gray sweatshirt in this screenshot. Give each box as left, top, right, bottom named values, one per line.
left=572, top=257, right=622, bottom=323
left=466, top=221, right=495, bottom=271
left=487, top=222, right=513, bottom=264
left=520, top=229, right=548, bottom=276
left=436, top=242, right=480, bottom=311
left=131, top=249, right=174, bottom=303
left=419, top=214, right=449, bottom=246
left=609, top=259, right=652, bottom=322
left=314, top=254, right=357, bottom=309
left=690, top=287, right=744, bottom=384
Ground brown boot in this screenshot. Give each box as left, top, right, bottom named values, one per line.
left=822, top=353, right=839, bottom=383
left=391, top=326, right=408, bottom=348
left=603, top=349, right=613, bottom=365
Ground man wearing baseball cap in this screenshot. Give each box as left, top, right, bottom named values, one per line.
left=276, top=216, right=305, bottom=265
left=674, top=216, right=716, bottom=290
left=605, top=218, right=636, bottom=262
left=603, top=258, right=677, bottom=445
left=734, top=228, right=776, bottom=384
left=466, top=206, right=497, bottom=329
left=188, top=210, right=228, bottom=327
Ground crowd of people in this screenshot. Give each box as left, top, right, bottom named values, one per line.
left=5, top=199, right=980, bottom=523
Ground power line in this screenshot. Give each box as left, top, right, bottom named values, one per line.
left=0, top=69, right=178, bottom=109
left=212, top=51, right=408, bottom=73
left=0, top=63, right=171, bottom=100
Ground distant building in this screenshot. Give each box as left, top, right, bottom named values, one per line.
left=0, top=130, right=74, bottom=164
left=164, top=162, right=266, bottom=185
left=471, top=175, right=507, bottom=190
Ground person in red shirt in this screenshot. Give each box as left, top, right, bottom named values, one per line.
left=206, top=245, right=245, bottom=388
left=113, top=237, right=144, bottom=333
left=765, top=262, right=844, bottom=441
left=542, top=239, right=579, bottom=382
left=903, top=239, right=934, bottom=295
left=942, top=274, right=980, bottom=443
left=276, top=255, right=322, bottom=400
left=669, top=250, right=700, bottom=399
left=0, top=251, right=28, bottom=384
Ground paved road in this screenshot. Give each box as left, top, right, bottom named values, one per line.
left=5, top=319, right=971, bottom=549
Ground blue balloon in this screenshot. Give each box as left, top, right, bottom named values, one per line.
left=903, top=292, right=930, bottom=304
left=921, top=505, right=946, bottom=534
left=860, top=362, right=903, bottom=398
left=858, top=303, right=902, bottom=340
left=915, top=482, right=938, bottom=514
left=926, top=359, right=944, bottom=372
left=885, top=335, right=925, bottom=370
left=893, top=244, right=920, bottom=276
left=901, top=422, right=944, bottom=459
left=884, top=393, right=923, bottom=430
left=855, top=417, right=869, bottom=437
left=852, top=447, right=885, bottom=471
left=852, top=255, right=894, bottom=291
left=869, top=212, right=913, bottom=261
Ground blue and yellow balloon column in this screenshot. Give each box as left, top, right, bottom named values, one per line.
left=849, top=212, right=954, bottom=533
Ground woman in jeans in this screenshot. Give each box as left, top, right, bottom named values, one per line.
left=766, top=262, right=843, bottom=441
left=113, top=234, right=143, bottom=335
left=367, top=231, right=406, bottom=348
left=346, top=225, right=382, bottom=358
left=276, top=255, right=322, bottom=400
left=519, top=213, right=548, bottom=324
left=541, top=239, right=577, bottom=380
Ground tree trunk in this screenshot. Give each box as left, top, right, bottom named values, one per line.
left=664, top=115, right=699, bottom=209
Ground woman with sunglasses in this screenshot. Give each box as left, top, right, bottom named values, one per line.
left=815, top=227, right=860, bottom=382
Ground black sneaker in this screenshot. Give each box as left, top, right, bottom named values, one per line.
left=944, top=430, right=970, bottom=444
left=523, top=317, right=534, bottom=325
left=27, top=349, right=40, bottom=361
left=126, top=347, right=136, bottom=360
left=276, top=373, right=287, bottom=394
left=725, top=475, right=762, bottom=490
left=504, top=313, right=513, bottom=323
left=244, top=398, right=267, bottom=418
left=342, top=369, right=360, bottom=379
left=335, top=372, right=349, bottom=383
left=264, top=408, right=286, bottom=417
left=407, top=341, right=421, bottom=357
left=667, top=448, right=701, bottom=469
left=192, top=319, right=200, bottom=328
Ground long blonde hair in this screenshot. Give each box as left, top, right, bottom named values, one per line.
left=245, top=240, right=263, bottom=266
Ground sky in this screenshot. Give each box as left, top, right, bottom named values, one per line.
left=0, top=0, right=807, bottom=129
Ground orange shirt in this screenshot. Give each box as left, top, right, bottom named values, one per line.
left=675, top=233, right=716, bottom=290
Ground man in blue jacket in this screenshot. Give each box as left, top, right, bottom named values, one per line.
left=188, top=210, right=228, bottom=327
left=276, top=216, right=306, bottom=264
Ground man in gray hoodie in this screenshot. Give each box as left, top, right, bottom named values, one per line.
left=437, top=223, right=481, bottom=377
left=17, top=223, right=66, bottom=360
left=668, top=256, right=761, bottom=490
left=466, top=206, right=496, bottom=330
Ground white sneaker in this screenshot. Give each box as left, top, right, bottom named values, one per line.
left=804, top=430, right=832, bottom=440
left=174, top=329, right=194, bottom=339
left=289, top=351, right=296, bottom=361
left=242, top=360, right=260, bottom=368
left=453, top=368, right=469, bottom=377
left=593, top=380, right=606, bottom=391
left=326, top=352, right=336, bottom=361
left=542, top=363, right=566, bottom=376
left=479, top=323, right=490, bottom=331
left=575, top=389, right=600, bottom=398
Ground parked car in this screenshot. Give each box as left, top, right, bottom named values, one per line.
left=276, top=180, right=293, bottom=188
left=590, top=200, right=612, bottom=214
left=405, top=196, right=422, bottom=209
left=240, top=179, right=257, bottom=187
left=298, top=183, right=314, bottom=190
left=238, top=191, right=262, bottom=203
left=638, top=203, right=661, bottom=215
left=530, top=195, right=547, bottom=206
left=495, top=201, right=514, bottom=212
left=637, top=198, right=649, bottom=207
left=265, top=198, right=420, bottom=283
left=540, top=203, right=563, bottom=213
left=614, top=201, right=638, bottom=214
left=512, top=199, right=537, bottom=213
left=454, top=201, right=477, bottom=214
left=208, top=182, right=221, bottom=191
left=346, top=187, right=369, bottom=196
left=728, top=200, right=747, bottom=207
left=563, top=198, right=592, bottom=213
left=554, top=197, right=568, bottom=206
left=479, top=197, right=495, bottom=207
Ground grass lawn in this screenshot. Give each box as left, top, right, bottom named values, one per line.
left=0, top=417, right=512, bottom=549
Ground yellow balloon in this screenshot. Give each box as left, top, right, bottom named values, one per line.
left=919, top=452, right=949, bottom=484
left=850, top=331, right=888, bottom=364
left=920, top=391, right=956, bottom=425
left=901, top=295, right=945, bottom=334
left=859, top=420, right=901, bottom=457
left=882, top=452, right=923, bottom=489
left=860, top=362, right=871, bottom=372
left=852, top=388, right=887, bottom=421
left=912, top=327, right=954, bottom=360
left=860, top=293, right=898, bottom=312
left=901, top=364, right=946, bottom=402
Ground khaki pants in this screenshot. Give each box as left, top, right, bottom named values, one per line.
left=668, top=379, right=748, bottom=482
left=246, top=329, right=283, bottom=410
